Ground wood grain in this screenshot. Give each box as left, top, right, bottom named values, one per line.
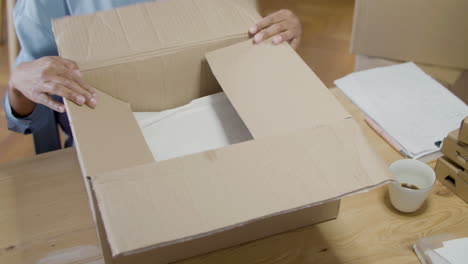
left=0, top=148, right=100, bottom=264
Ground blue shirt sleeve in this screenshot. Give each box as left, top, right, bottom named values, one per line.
left=2, top=0, right=67, bottom=134
left=2, top=92, right=52, bottom=134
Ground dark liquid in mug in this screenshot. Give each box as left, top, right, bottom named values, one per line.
left=401, top=183, right=419, bottom=190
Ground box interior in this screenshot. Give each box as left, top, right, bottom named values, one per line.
left=134, top=92, right=253, bottom=161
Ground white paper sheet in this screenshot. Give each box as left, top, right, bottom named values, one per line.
left=335, top=62, right=468, bottom=159
left=433, top=238, right=468, bottom=264
left=134, top=92, right=253, bottom=161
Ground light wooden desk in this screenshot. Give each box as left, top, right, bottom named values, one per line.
left=1, top=88, right=467, bottom=264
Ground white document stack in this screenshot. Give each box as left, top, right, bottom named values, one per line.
left=335, top=62, right=468, bottom=160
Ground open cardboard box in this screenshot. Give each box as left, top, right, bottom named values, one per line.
left=441, top=130, right=468, bottom=170
left=52, top=0, right=393, bottom=263
left=435, top=157, right=468, bottom=204
left=459, top=118, right=468, bottom=145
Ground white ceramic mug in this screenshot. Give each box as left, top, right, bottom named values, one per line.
left=388, top=159, right=436, bottom=213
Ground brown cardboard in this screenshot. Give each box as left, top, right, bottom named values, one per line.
left=53, top=0, right=260, bottom=111
left=459, top=118, right=468, bottom=144
left=450, top=72, right=468, bottom=104
left=93, top=118, right=390, bottom=257
left=441, top=130, right=468, bottom=170
left=93, top=189, right=341, bottom=264
left=435, top=157, right=468, bottom=204
left=53, top=0, right=261, bottom=178
left=52, top=0, right=393, bottom=263
left=205, top=40, right=351, bottom=138
left=351, top=0, right=468, bottom=69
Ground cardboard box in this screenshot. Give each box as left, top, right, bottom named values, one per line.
left=441, top=130, right=468, bottom=170
left=354, top=55, right=468, bottom=104
left=52, top=0, right=393, bottom=263
left=451, top=72, right=468, bottom=105
left=435, top=157, right=468, bottom=204
left=351, top=0, right=468, bottom=69
left=459, top=118, right=468, bottom=145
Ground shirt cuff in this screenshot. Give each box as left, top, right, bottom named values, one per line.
left=3, top=91, right=47, bottom=134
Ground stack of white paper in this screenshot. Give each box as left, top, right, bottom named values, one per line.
left=432, top=238, right=468, bottom=264
left=134, top=92, right=253, bottom=161
left=335, top=62, right=468, bottom=159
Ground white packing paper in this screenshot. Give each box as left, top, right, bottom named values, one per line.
left=134, top=92, right=253, bottom=161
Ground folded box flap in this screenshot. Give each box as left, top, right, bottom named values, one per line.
left=65, top=90, right=154, bottom=177
left=52, top=0, right=260, bottom=68
left=92, top=118, right=393, bottom=256
left=206, top=40, right=351, bottom=138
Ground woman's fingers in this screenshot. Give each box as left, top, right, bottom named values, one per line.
left=289, top=37, right=301, bottom=50
left=254, top=21, right=289, bottom=43
left=250, top=9, right=291, bottom=35
left=249, top=9, right=302, bottom=49
left=42, top=82, right=87, bottom=107
left=49, top=74, right=97, bottom=108
left=36, top=93, right=65, bottom=113
left=272, top=29, right=296, bottom=45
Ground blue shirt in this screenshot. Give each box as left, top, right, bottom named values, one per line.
left=3, top=0, right=157, bottom=153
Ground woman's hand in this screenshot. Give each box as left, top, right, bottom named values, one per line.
left=8, top=56, right=97, bottom=116
left=249, top=9, right=302, bottom=49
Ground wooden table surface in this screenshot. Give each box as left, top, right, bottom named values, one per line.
left=1, top=88, right=467, bottom=264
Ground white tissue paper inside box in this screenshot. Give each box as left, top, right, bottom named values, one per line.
left=134, top=92, right=254, bottom=161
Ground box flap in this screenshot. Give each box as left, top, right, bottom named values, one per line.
left=52, top=0, right=260, bottom=68
left=442, top=130, right=468, bottom=170
left=75, top=38, right=244, bottom=111
left=52, top=0, right=261, bottom=111
left=206, top=40, right=351, bottom=138
left=351, top=0, right=468, bottom=69
left=447, top=129, right=460, bottom=142
left=65, top=89, right=153, bottom=177
left=459, top=117, right=468, bottom=144
left=92, top=118, right=392, bottom=256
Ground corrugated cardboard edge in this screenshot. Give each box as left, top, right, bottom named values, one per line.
left=459, top=117, right=468, bottom=144
left=435, top=157, right=468, bottom=203
left=441, top=130, right=468, bottom=170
